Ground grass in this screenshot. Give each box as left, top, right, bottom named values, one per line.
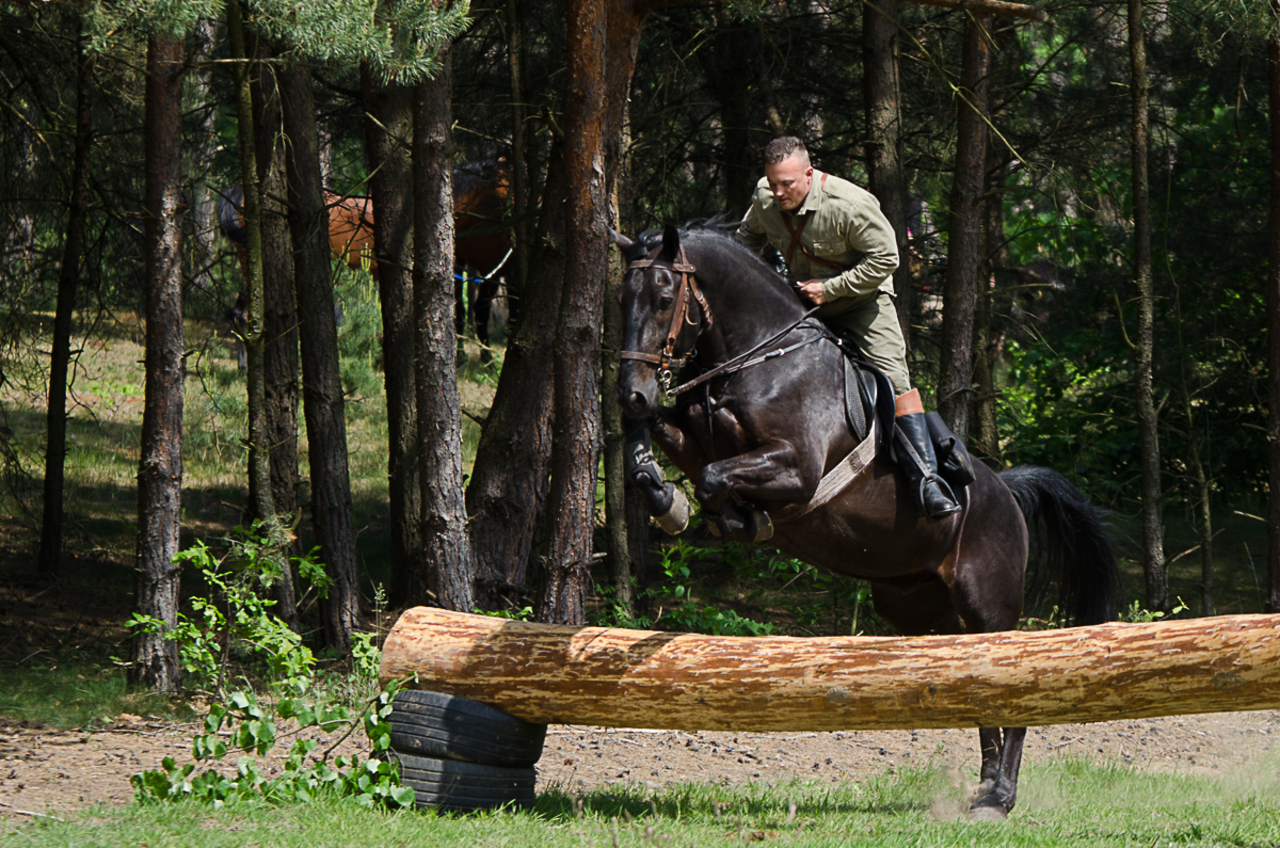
left=0, top=663, right=181, bottom=731
left=6, top=760, right=1279, bottom=846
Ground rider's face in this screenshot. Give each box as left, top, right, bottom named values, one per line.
left=765, top=154, right=813, bottom=212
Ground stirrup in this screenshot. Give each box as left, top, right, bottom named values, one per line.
left=918, top=475, right=961, bottom=521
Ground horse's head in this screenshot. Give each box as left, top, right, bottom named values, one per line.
left=613, top=224, right=710, bottom=417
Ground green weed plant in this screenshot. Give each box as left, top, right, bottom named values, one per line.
left=126, top=527, right=412, bottom=811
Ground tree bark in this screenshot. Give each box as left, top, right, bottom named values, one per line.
left=251, top=37, right=300, bottom=620
left=279, top=62, right=361, bottom=653
left=226, top=0, right=277, bottom=537
left=381, top=607, right=1280, bottom=731
left=938, top=13, right=990, bottom=437
left=1268, top=0, right=1280, bottom=615
left=536, top=0, right=614, bottom=625
left=974, top=151, right=1007, bottom=464
left=1129, top=0, right=1167, bottom=612
left=466, top=146, right=567, bottom=610
left=130, top=36, right=185, bottom=694
left=412, top=47, right=475, bottom=612
left=38, top=23, right=92, bottom=578
left=362, top=67, right=421, bottom=610
left=863, top=0, right=912, bottom=355
left=503, top=0, right=529, bottom=308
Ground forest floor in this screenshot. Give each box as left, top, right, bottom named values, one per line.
left=2, top=707, right=1278, bottom=826
left=2, top=545, right=1279, bottom=827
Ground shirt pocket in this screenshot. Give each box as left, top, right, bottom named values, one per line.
left=810, top=239, right=847, bottom=259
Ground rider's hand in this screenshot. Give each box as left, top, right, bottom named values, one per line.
left=798, top=279, right=827, bottom=305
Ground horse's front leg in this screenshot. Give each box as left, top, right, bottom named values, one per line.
left=623, top=414, right=704, bottom=535
left=696, top=441, right=810, bottom=543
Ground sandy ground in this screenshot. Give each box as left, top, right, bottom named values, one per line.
left=3, top=709, right=1277, bottom=827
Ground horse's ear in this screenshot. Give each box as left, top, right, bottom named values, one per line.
left=659, top=223, right=680, bottom=263
left=610, top=228, right=647, bottom=264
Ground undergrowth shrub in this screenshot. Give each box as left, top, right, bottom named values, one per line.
left=128, top=525, right=412, bottom=810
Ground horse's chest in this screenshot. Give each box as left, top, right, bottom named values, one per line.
left=680, top=395, right=753, bottom=456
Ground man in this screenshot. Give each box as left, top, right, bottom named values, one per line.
left=735, top=136, right=960, bottom=520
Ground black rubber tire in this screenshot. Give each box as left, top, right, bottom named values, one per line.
left=391, top=751, right=536, bottom=814
left=389, top=689, right=547, bottom=767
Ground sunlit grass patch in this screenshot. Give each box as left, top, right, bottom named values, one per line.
left=9, top=759, right=1280, bottom=847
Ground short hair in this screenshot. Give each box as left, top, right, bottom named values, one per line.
left=764, top=137, right=809, bottom=166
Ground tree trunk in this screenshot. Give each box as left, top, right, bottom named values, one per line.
left=974, top=151, right=1008, bottom=464
left=279, top=62, right=361, bottom=653
left=863, top=0, right=912, bottom=355
left=1268, top=0, right=1280, bottom=616
left=412, top=47, right=475, bottom=612
left=362, top=67, right=421, bottom=610
left=38, top=24, right=92, bottom=578
left=226, top=0, right=277, bottom=537
left=536, top=0, right=614, bottom=625
left=189, top=19, right=225, bottom=316
left=701, top=8, right=769, bottom=218
left=251, top=37, right=300, bottom=620
left=1129, top=0, right=1167, bottom=613
left=380, top=607, right=1280, bottom=731
left=938, top=13, right=991, bottom=437
left=130, top=36, right=185, bottom=694
left=466, top=146, right=567, bottom=610
left=503, top=0, right=529, bottom=308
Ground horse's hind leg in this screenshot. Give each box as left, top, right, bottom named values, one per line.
left=972, top=727, right=1026, bottom=819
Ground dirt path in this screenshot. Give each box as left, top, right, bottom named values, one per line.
left=3, top=709, right=1277, bottom=827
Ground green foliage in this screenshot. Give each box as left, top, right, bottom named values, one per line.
left=1119, top=596, right=1190, bottom=624
left=644, top=539, right=776, bottom=637
left=126, top=524, right=329, bottom=697
left=130, top=682, right=413, bottom=809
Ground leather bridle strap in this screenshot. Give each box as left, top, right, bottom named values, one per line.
left=619, top=246, right=712, bottom=377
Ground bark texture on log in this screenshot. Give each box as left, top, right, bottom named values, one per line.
left=381, top=607, right=1280, bottom=732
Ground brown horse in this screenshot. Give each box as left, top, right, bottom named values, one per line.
left=218, top=160, right=512, bottom=341
left=613, top=223, right=1120, bottom=818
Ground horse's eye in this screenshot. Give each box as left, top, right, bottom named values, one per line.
left=657, top=295, right=675, bottom=311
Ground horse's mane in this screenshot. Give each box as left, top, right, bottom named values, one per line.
left=635, top=218, right=801, bottom=304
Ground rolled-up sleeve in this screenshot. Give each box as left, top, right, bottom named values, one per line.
left=821, top=197, right=899, bottom=301
left=735, top=200, right=769, bottom=253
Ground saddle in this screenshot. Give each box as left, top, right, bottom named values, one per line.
left=832, top=338, right=975, bottom=491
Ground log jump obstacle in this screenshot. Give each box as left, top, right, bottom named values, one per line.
left=380, top=607, right=1280, bottom=732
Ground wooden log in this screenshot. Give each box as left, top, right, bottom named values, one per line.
left=379, top=607, right=1280, bottom=732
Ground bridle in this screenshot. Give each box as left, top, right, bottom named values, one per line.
left=619, top=243, right=828, bottom=399
left=618, top=246, right=713, bottom=394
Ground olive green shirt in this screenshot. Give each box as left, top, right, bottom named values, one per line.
left=735, top=171, right=899, bottom=314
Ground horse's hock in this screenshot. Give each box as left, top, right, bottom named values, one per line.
left=379, top=607, right=1280, bottom=732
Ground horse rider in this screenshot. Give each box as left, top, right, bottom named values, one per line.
left=734, top=136, right=961, bottom=520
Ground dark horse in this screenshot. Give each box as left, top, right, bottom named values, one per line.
left=218, top=159, right=512, bottom=345
left=613, top=223, right=1120, bottom=818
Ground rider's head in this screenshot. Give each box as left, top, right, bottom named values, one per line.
left=763, top=137, right=813, bottom=213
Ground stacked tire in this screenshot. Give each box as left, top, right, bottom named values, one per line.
left=388, top=689, right=547, bottom=814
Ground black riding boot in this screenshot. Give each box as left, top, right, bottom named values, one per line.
left=895, top=412, right=962, bottom=521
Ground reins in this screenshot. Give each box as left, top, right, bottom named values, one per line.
left=618, top=244, right=827, bottom=398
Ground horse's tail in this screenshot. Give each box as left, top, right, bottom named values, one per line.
left=217, top=185, right=246, bottom=244
left=999, top=466, right=1121, bottom=626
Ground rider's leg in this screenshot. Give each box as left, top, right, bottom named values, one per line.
left=824, top=292, right=960, bottom=520
left=895, top=389, right=962, bottom=520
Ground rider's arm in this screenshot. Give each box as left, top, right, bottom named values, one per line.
left=734, top=193, right=770, bottom=253
left=820, top=192, right=899, bottom=302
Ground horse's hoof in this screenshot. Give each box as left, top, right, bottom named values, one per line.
left=655, top=488, right=689, bottom=535
left=968, top=805, right=1007, bottom=822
